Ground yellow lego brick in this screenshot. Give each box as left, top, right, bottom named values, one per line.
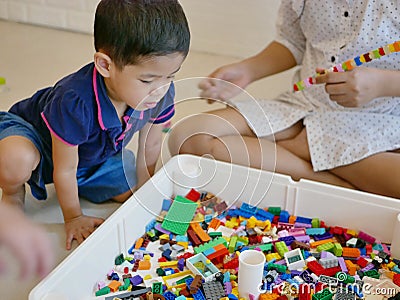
left=159, top=234, right=170, bottom=240
left=144, top=254, right=151, bottom=261
left=177, top=241, right=189, bottom=249
left=159, top=261, right=178, bottom=268
left=346, top=229, right=357, bottom=237
left=225, top=220, right=236, bottom=228
left=387, top=262, right=396, bottom=270
left=246, top=217, right=256, bottom=229
left=266, top=252, right=281, bottom=261
left=143, top=274, right=152, bottom=280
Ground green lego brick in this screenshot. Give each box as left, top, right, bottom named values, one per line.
left=114, top=253, right=124, bottom=265
left=96, top=286, right=111, bottom=296
left=194, top=237, right=227, bottom=254
left=176, top=275, right=194, bottom=285
left=228, top=236, right=238, bottom=253
left=152, top=281, right=163, bottom=294
left=317, top=242, right=334, bottom=252
left=333, top=242, right=343, bottom=256
left=209, top=231, right=222, bottom=238
left=267, top=263, right=287, bottom=273
left=268, top=207, right=281, bottom=216
left=313, top=288, right=333, bottom=300
left=161, top=195, right=198, bottom=235
left=275, top=241, right=289, bottom=257
left=248, top=243, right=273, bottom=252
left=311, top=218, right=320, bottom=228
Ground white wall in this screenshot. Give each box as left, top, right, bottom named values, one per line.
left=0, top=0, right=279, bottom=58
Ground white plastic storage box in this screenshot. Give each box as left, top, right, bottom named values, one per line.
left=30, top=154, right=400, bottom=300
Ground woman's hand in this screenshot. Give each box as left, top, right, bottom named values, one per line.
left=315, top=67, right=383, bottom=107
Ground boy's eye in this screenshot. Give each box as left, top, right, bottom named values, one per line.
left=140, top=79, right=152, bottom=84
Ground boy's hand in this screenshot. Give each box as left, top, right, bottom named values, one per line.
left=315, top=67, right=381, bottom=107
left=64, top=215, right=104, bottom=250
left=199, top=62, right=251, bottom=103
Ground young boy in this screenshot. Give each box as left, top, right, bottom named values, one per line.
left=0, top=0, right=190, bottom=250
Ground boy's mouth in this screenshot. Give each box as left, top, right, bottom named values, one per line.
left=144, top=102, right=158, bottom=109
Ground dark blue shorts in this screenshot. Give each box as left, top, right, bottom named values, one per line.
left=0, top=112, right=137, bottom=203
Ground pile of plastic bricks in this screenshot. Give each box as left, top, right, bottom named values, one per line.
left=94, top=188, right=400, bottom=300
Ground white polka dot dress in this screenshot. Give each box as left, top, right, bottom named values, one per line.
left=234, top=0, right=400, bottom=171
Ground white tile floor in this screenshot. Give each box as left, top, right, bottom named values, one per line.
left=0, top=20, right=293, bottom=299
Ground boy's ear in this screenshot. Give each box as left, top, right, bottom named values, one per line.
left=94, top=52, right=112, bottom=78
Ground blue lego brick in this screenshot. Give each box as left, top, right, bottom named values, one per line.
left=295, top=216, right=312, bottom=224
left=145, top=218, right=157, bottom=232
left=192, top=289, right=206, bottom=300
left=279, top=235, right=295, bottom=246
left=203, top=247, right=216, bottom=256
left=255, top=209, right=274, bottom=221
left=279, top=210, right=290, bottom=223
left=162, top=198, right=173, bottom=211
left=313, top=232, right=334, bottom=241
left=163, top=291, right=177, bottom=300
left=240, top=203, right=258, bottom=214
left=306, top=228, right=326, bottom=235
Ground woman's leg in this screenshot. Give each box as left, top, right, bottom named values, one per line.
left=329, top=151, right=400, bottom=198
left=0, top=136, right=40, bottom=208
left=169, top=107, right=354, bottom=188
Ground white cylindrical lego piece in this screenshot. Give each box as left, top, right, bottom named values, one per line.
left=390, top=213, right=400, bottom=259
left=238, top=250, right=266, bottom=299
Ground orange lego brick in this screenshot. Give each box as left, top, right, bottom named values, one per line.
left=213, top=243, right=227, bottom=252
left=108, top=280, right=122, bottom=292
left=342, top=247, right=361, bottom=258
left=138, top=260, right=151, bottom=270
left=190, top=222, right=211, bottom=243
left=135, top=237, right=144, bottom=249
left=310, top=238, right=335, bottom=248
left=209, top=218, right=221, bottom=230
left=345, top=260, right=357, bottom=276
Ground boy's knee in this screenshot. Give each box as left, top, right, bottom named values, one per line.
left=111, top=190, right=133, bottom=203
left=0, top=144, right=38, bottom=186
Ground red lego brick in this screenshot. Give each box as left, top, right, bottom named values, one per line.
left=307, top=261, right=324, bottom=276
left=321, top=266, right=342, bottom=277
left=298, top=284, right=312, bottom=300
left=185, top=188, right=201, bottom=201
left=356, top=257, right=369, bottom=268
left=187, top=228, right=202, bottom=247
left=393, top=274, right=400, bottom=287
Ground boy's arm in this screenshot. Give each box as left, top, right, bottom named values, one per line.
left=51, top=133, right=103, bottom=250
left=136, top=122, right=163, bottom=189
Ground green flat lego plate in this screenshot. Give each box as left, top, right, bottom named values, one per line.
left=161, top=195, right=197, bottom=235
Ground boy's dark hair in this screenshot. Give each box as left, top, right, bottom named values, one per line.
left=94, top=0, right=190, bottom=69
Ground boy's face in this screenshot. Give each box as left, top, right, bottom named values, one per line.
left=105, top=52, right=185, bottom=111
